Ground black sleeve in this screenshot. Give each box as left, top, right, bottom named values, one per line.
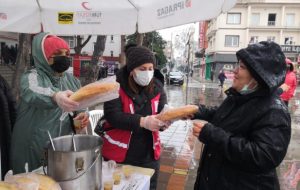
left=157, top=88, right=167, bottom=113
left=199, top=108, right=291, bottom=173
left=0, top=75, right=17, bottom=128
left=5, top=82, right=17, bottom=128
left=104, top=97, right=141, bottom=131
left=277, top=88, right=284, bottom=96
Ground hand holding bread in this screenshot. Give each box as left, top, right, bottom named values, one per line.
left=53, top=90, right=79, bottom=112
left=66, top=80, right=120, bottom=110
left=156, top=105, right=199, bottom=122
left=70, top=82, right=119, bottom=102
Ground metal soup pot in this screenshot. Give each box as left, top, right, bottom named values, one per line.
left=47, top=134, right=103, bottom=190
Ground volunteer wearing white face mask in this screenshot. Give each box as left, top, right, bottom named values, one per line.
left=191, top=41, right=291, bottom=190
left=101, top=44, right=170, bottom=190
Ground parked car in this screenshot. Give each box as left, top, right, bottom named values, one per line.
left=166, top=71, right=184, bottom=85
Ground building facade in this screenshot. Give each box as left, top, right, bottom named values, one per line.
left=62, top=35, right=121, bottom=77
left=205, top=0, right=300, bottom=81
left=0, top=32, right=18, bottom=64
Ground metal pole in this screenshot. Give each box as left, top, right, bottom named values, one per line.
left=169, top=33, right=173, bottom=85
left=185, top=39, right=191, bottom=105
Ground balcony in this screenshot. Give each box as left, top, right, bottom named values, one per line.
left=267, top=21, right=276, bottom=26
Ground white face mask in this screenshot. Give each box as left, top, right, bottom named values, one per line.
left=133, top=70, right=154, bottom=86
left=239, top=79, right=258, bottom=95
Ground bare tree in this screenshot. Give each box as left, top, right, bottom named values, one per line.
left=82, top=35, right=106, bottom=85
left=12, top=34, right=32, bottom=100
left=136, top=33, right=144, bottom=46
left=74, top=35, right=92, bottom=55
left=119, top=35, right=126, bottom=67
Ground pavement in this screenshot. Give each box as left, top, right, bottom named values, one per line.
left=158, top=120, right=202, bottom=190
left=157, top=78, right=223, bottom=190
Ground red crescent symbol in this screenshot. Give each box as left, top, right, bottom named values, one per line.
left=81, top=2, right=91, bottom=10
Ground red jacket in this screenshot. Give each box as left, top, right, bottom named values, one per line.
left=281, top=71, right=297, bottom=101
left=102, top=88, right=161, bottom=162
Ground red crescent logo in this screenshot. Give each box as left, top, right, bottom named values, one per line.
left=81, top=2, right=91, bottom=10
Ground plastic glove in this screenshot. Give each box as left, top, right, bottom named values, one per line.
left=141, top=115, right=164, bottom=132
left=159, top=120, right=173, bottom=131
left=53, top=90, right=79, bottom=112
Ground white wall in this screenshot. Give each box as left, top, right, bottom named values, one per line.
left=80, top=35, right=121, bottom=57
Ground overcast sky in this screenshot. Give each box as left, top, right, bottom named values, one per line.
left=158, top=23, right=199, bottom=42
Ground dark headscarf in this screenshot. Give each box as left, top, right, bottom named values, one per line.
left=236, top=41, right=286, bottom=92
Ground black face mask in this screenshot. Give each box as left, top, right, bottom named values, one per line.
left=50, top=56, right=71, bottom=73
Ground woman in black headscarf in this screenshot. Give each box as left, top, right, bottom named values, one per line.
left=192, top=41, right=291, bottom=190
left=0, top=74, right=16, bottom=179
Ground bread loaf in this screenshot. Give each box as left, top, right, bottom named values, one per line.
left=70, top=82, right=119, bottom=102
left=35, top=174, right=61, bottom=190
left=0, top=182, right=18, bottom=190
left=156, top=105, right=198, bottom=121
left=4, top=173, right=60, bottom=190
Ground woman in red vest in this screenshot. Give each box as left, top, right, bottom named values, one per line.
left=102, top=44, right=169, bottom=190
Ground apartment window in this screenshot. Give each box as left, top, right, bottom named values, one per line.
left=268, top=14, right=276, bottom=26
left=249, top=36, right=258, bottom=44
left=267, top=36, right=275, bottom=42
left=110, top=51, right=114, bottom=57
left=227, top=13, right=241, bottom=24
left=110, top=35, right=114, bottom=43
left=225, top=35, right=239, bottom=47
left=285, top=37, right=294, bottom=45
left=68, top=38, right=75, bottom=48
left=285, top=13, right=295, bottom=26
left=251, top=13, right=260, bottom=26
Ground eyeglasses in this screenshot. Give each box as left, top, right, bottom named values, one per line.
left=235, top=61, right=247, bottom=70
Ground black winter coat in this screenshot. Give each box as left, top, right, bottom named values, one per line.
left=193, top=88, right=291, bottom=190
left=104, top=67, right=167, bottom=163
left=0, top=75, right=16, bottom=179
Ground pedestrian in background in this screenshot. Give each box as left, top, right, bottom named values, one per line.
left=279, top=58, right=297, bottom=106
left=192, top=41, right=291, bottom=190
left=218, top=70, right=227, bottom=88
left=0, top=74, right=16, bottom=179
left=101, top=45, right=170, bottom=190
left=10, top=33, right=89, bottom=174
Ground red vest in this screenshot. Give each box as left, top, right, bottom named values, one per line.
left=102, top=88, right=161, bottom=162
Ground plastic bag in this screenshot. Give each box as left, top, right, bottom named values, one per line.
left=73, top=77, right=120, bottom=111
left=5, top=173, right=39, bottom=190
left=4, top=172, right=61, bottom=190
left=0, top=181, right=18, bottom=190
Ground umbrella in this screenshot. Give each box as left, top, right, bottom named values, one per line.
left=0, top=0, right=237, bottom=35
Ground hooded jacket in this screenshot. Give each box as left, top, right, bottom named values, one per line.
left=10, top=33, right=81, bottom=174
left=0, top=75, right=16, bottom=179
left=194, top=41, right=291, bottom=190
left=103, top=66, right=167, bottom=164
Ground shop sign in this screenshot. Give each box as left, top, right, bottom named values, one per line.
left=281, top=45, right=300, bottom=53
